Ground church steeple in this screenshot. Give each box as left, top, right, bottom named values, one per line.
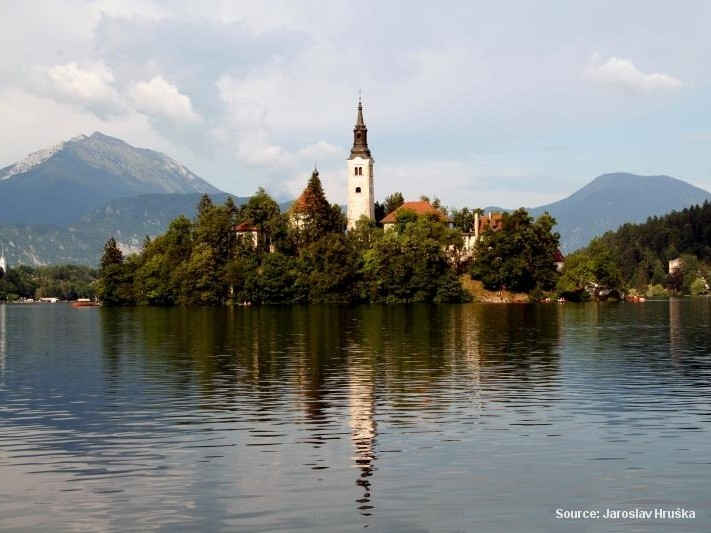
left=346, top=98, right=375, bottom=229
left=349, top=98, right=371, bottom=159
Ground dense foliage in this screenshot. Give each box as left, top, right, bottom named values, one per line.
left=97, top=175, right=480, bottom=306
left=0, top=264, right=98, bottom=301
left=562, top=201, right=711, bottom=298
left=469, top=208, right=561, bottom=295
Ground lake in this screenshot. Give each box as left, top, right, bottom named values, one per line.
left=0, top=300, right=709, bottom=532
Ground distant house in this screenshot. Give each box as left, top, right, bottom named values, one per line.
left=669, top=257, right=682, bottom=274
left=461, top=212, right=505, bottom=256
left=380, top=200, right=450, bottom=230
left=234, top=222, right=260, bottom=248
left=553, top=249, right=565, bottom=272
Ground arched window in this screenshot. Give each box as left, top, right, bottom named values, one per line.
left=355, top=187, right=361, bottom=193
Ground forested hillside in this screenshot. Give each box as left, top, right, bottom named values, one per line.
left=559, top=201, right=711, bottom=298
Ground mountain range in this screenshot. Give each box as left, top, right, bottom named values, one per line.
left=0, top=132, right=221, bottom=226
left=1, top=133, right=710, bottom=265
left=527, top=173, right=711, bottom=252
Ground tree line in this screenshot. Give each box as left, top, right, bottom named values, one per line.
left=0, top=264, right=98, bottom=301
left=557, top=201, right=711, bottom=299
left=97, top=171, right=563, bottom=306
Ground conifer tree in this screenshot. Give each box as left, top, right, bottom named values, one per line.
left=292, top=168, right=346, bottom=247
left=98, top=237, right=134, bottom=306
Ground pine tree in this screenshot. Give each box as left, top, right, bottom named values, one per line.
left=292, top=168, right=346, bottom=247
left=98, top=237, right=134, bottom=305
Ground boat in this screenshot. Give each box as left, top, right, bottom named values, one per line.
left=72, top=298, right=99, bottom=307
left=626, top=295, right=646, bottom=303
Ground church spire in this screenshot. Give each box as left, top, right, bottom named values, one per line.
left=349, top=98, right=371, bottom=159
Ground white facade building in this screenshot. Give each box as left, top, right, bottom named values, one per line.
left=346, top=99, right=375, bottom=229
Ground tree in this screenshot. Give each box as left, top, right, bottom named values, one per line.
left=245, top=252, right=304, bottom=304
left=240, top=188, right=284, bottom=252
left=174, top=242, right=225, bottom=305
left=291, top=169, right=346, bottom=249
left=374, top=191, right=405, bottom=225
left=298, top=233, right=356, bottom=303
left=450, top=207, right=482, bottom=233
left=383, top=192, right=405, bottom=215
left=97, top=237, right=135, bottom=306
left=100, top=236, right=124, bottom=270
left=360, top=215, right=468, bottom=303
left=470, top=209, right=561, bottom=293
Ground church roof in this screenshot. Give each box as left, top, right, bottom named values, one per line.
left=349, top=98, right=371, bottom=160
left=380, top=201, right=450, bottom=225
left=291, top=192, right=308, bottom=213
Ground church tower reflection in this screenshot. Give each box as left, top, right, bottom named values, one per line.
left=348, top=356, right=377, bottom=516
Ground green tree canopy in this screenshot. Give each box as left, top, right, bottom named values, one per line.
left=469, top=208, right=561, bottom=293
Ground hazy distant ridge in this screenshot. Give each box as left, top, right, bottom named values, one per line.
left=528, top=173, right=711, bottom=252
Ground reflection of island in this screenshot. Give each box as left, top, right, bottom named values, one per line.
left=349, top=359, right=376, bottom=516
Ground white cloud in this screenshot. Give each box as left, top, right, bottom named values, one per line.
left=128, top=76, right=201, bottom=123
left=27, top=61, right=122, bottom=115
left=296, top=141, right=343, bottom=162
left=585, top=54, right=684, bottom=92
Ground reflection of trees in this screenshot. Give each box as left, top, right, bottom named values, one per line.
left=99, top=303, right=565, bottom=523
left=669, top=298, right=711, bottom=382
left=100, top=304, right=564, bottom=417
left=0, top=304, right=5, bottom=385
left=475, top=304, right=562, bottom=373
left=561, top=300, right=711, bottom=383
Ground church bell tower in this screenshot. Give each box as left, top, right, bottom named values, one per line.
left=346, top=98, right=375, bottom=230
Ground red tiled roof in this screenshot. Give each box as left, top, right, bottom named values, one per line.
left=235, top=223, right=258, bottom=232
left=380, top=201, right=450, bottom=225
left=291, top=193, right=307, bottom=213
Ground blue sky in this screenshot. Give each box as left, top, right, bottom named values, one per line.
left=1, top=0, right=709, bottom=209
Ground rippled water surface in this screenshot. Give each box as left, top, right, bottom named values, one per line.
left=0, top=300, right=710, bottom=531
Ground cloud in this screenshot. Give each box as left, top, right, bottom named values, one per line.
left=128, top=76, right=201, bottom=123
left=585, top=54, right=684, bottom=92
left=296, top=141, right=343, bottom=162
left=26, top=61, right=123, bottom=116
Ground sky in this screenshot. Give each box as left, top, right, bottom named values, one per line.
left=1, top=0, right=710, bottom=209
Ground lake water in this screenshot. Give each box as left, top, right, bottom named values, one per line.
left=0, top=300, right=709, bottom=532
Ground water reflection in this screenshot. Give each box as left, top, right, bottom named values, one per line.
left=348, top=355, right=377, bottom=516
left=0, top=301, right=703, bottom=530
left=0, top=303, right=5, bottom=385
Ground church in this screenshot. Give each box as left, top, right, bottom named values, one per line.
left=346, top=98, right=375, bottom=230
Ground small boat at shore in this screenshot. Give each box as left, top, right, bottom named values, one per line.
left=72, top=298, right=99, bottom=307
left=626, top=295, right=646, bottom=303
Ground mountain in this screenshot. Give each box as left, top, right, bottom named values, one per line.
left=527, top=173, right=711, bottom=253
left=0, top=193, right=247, bottom=266
left=0, top=132, right=222, bottom=226
left=1, top=135, right=710, bottom=266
